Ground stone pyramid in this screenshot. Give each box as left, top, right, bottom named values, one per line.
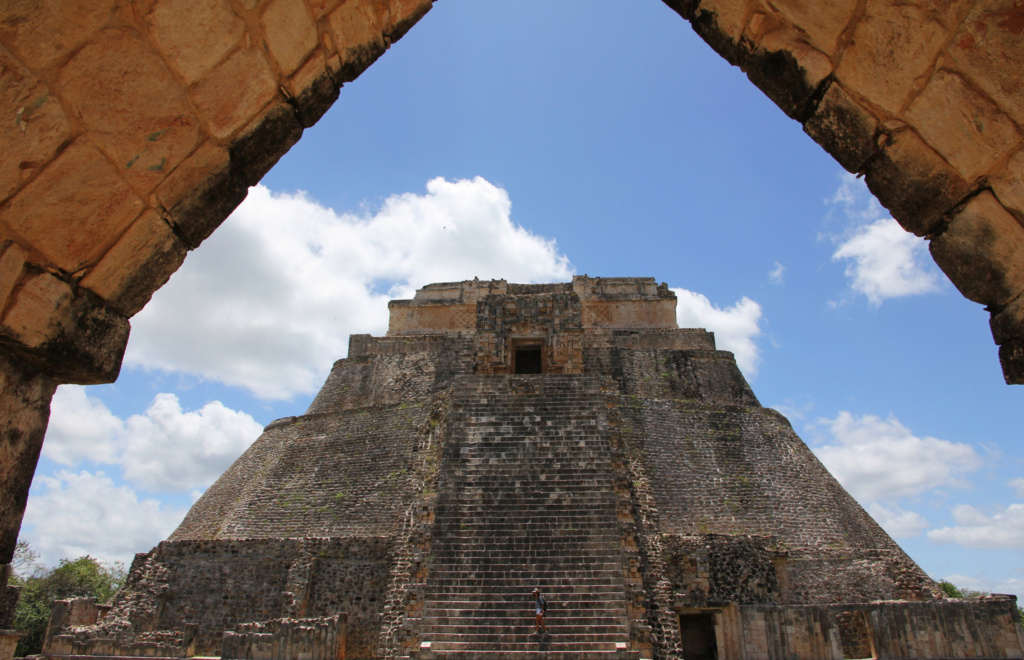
left=43, top=278, right=1023, bottom=660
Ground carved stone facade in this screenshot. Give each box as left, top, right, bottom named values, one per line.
left=42, top=278, right=1024, bottom=660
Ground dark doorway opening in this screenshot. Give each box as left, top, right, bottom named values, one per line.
left=678, top=613, right=717, bottom=660
left=514, top=348, right=542, bottom=374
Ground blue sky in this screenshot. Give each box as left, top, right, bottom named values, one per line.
left=18, top=1, right=1024, bottom=600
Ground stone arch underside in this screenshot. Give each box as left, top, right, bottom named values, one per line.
left=1, top=0, right=1024, bottom=595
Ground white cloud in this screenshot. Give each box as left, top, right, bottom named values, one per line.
left=866, top=502, right=929, bottom=538
left=126, top=177, right=574, bottom=400
left=827, top=175, right=941, bottom=306
left=1009, top=477, right=1024, bottom=497
left=119, top=394, right=264, bottom=492
left=672, top=288, right=763, bottom=376
left=21, top=470, right=187, bottom=567
left=43, top=386, right=122, bottom=465
left=812, top=412, right=981, bottom=502
left=832, top=218, right=941, bottom=305
left=768, top=262, right=785, bottom=285
left=929, top=504, right=1024, bottom=549
left=44, top=386, right=263, bottom=493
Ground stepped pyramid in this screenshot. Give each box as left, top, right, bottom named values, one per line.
left=46, top=277, right=1023, bottom=660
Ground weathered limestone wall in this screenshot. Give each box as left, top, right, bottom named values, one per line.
left=0, top=585, right=18, bottom=629
left=627, top=397, right=936, bottom=603
left=0, top=351, right=56, bottom=596
left=719, top=599, right=1024, bottom=660
left=0, top=633, right=19, bottom=660
left=86, top=538, right=391, bottom=658
left=221, top=615, right=346, bottom=660
left=305, top=334, right=474, bottom=414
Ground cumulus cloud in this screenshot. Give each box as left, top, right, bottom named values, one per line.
left=832, top=218, right=941, bottom=305
left=43, top=386, right=122, bottom=466
left=929, top=504, right=1024, bottom=549
left=126, top=177, right=574, bottom=400
left=828, top=175, right=941, bottom=305
left=812, top=411, right=981, bottom=502
left=768, top=262, right=785, bottom=285
left=21, top=470, right=187, bottom=567
left=866, top=502, right=930, bottom=538
left=44, top=386, right=263, bottom=493
left=673, top=288, right=763, bottom=376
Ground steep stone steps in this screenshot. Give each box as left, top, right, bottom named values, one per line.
left=413, top=375, right=638, bottom=660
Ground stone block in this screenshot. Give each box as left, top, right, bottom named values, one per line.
left=0, top=271, right=129, bottom=382
left=690, top=0, right=753, bottom=65
left=744, top=22, right=832, bottom=120
left=326, top=0, right=389, bottom=82
left=0, top=0, right=116, bottom=71
left=990, top=293, right=1024, bottom=345
left=764, top=0, right=857, bottom=56
left=906, top=69, right=1019, bottom=181
left=991, top=148, right=1024, bottom=228
left=835, top=0, right=952, bottom=115
left=145, top=0, right=245, bottom=85
left=81, top=210, right=188, bottom=317
left=947, top=0, right=1024, bottom=126
left=384, top=0, right=434, bottom=41
left=57, top=28, right=202, bottom=195
left=1000, top=339, right=1024, bottom=384
left=287, top=51, right=340, bottom=127
left=930, top=191, right=1024, bottom=306
left=864, top=129, right=971, bottom=236
left=0, top=140, right=144, bottom=273
left=188, top=45, right=280, bottom=139
left=803, top=82, right=878, bottom=173
left=261, top=0, right=318, bottom=76
left=0, top=243, right=26, bottom=313
left=154, top=141, right=248, bottom=248
left=0, top=43, right=72, bottom=205
left=308, top=0, right=344, bottom=20
left=229, top=102, right=303, bottom=185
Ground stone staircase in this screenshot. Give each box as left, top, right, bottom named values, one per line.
left=414, top=374, right=640, bottom=660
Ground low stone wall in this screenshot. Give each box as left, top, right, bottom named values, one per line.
left=711, top=598, right=1024, bottom=660
left=61, top=537, right=390, bottom=659
left=0, top=632, right=21, bottom=660
left=222, top=615, right=345, bottom=660
left=44, top=632, right=186, bottom=658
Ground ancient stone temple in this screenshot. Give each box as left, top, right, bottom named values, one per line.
left=43, top=277, right=1023, bottom=660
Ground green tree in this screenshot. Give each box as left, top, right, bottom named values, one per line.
left=10, top=543, right=125, bottom=657
left=937, top=580, right=989, bottom=600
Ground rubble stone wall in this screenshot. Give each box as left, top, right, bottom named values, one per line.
left=91, top=538, right=391, bottom=658
left=0, top=585, right=18, bottom=629
left=663, top=535, right=782, bottom=606
left=222, top=614, right=345, bottom=660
